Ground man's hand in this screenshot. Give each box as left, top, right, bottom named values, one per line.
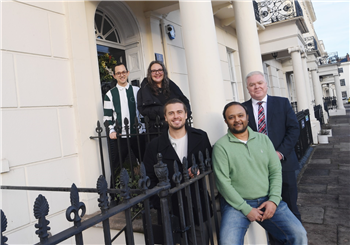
left=258, top=201, right=277, bottom=222
left=188, top=167, right=200, bottom=179
left=246, top=208, right=264, bottom=222
left=276, top=151, right=283, bottom=160
left=109, top=132, right=117, bottom=139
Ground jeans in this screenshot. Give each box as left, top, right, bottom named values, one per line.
left=219, top=196, right=307, bottom=245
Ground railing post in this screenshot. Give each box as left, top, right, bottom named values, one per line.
left=138, top=163, right=154, bottom=245
left=172, top=160, right=188, bottom=245
left=198, top=151, right=214, bottom=245
left=96, top=175, right=111, bottom=245
left=34, top=195, right=51, bottom=244
left=154, top=153, right=173, bottom=244
left=205, top=148, right=220, bottom=243
left=120, top=168, right=135, bottom=245
left=66, top=184, right=86, bottom=245
left=95, top=121, right=106, bottom=178
left=1, top=210, right=8, bottom=245
left=182, top=157, right=197, bottom=244
left=191, top=154, right=205, bottom=243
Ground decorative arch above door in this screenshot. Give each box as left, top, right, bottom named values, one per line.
left=95, top=1, right=144, bottom=97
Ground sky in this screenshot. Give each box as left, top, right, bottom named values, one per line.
left=312, top=1, right=350, bottom=57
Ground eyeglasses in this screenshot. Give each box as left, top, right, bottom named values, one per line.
left=116, top=71, right=128, bottom=76
left=151, top=69, right=164, bottom=74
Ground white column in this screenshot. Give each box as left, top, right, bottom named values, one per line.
left=301, top=54, right=317, bottom=120
left=179, top=0, right=226, bottom=144
left=232, top=0, right=264, bottom=100
left=334, top=74, right=345, bottom=110
left=311, top=69, right=328, bottom=123
left=329, top=85, right=334, bottom=97
left=288, top=47, right=309, bottom=111
left=301, top=53, right=320, bottom=143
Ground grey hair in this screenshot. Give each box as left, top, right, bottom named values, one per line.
left=245, top=71, right=265, bottom=84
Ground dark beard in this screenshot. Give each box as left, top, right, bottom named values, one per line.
left=229, top=124, right=248, bottom=135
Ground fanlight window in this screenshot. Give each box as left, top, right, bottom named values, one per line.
left=95, top=9, right=121, bottom=43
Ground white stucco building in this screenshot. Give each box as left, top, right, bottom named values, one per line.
left=0, top=0, right=343, bottom=243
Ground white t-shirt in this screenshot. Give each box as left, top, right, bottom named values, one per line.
left=168, top=131, right=188, bottom=164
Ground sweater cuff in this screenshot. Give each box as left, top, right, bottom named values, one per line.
left=241, top=204, right=253, bottom=216
left=269, top=195, right=281, bottom=207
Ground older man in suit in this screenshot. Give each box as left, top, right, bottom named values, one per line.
left=242, top=71, right=301, bottom=223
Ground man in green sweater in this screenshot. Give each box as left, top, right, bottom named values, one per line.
left=212, top=102, right=307, bottom=245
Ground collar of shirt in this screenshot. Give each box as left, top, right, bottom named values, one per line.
left=116, top=83, right=130, bottom=90
left=251, top=94, right=268, bottom=106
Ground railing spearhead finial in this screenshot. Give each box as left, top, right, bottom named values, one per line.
left=154, top=153, right=169, bottom=186
left=172, top=160, right=182, bottom=185
left=138, top=162, right=150, bottom=190
left=1, top=210, right=8, bottom=245
left=34, top=194, right=51, bottom=243
left=96, top=175, right=109, bottom=212
left=120, top=168, right=130, bottom=200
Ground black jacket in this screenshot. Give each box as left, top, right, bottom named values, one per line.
left=143, top=125, right=212, bottom=225
left=137, top=78, right=192, bottom=127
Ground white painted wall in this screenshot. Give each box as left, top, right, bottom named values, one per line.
left=1, top=1, right=104, bottom=242
left=339, top=61, right=350, bottom=100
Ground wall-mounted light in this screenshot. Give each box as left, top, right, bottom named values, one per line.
left=271, top=52, right=278, bottom=60
left=166, top=24, right=175, bottom=40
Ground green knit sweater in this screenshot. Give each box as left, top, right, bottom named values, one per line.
left=212, top=127, right=282, bottom=216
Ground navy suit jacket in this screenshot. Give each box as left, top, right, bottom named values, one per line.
left=243, top=96, right=300, bottom=171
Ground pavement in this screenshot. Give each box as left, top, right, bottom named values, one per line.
left=297, top=103, right=350, bottom=245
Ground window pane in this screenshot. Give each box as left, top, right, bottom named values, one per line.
left=103, top=20, right=113, bottom=36
left=106, top=31, right=118, bottom=43
left=95, top=14, right=102, bottom=33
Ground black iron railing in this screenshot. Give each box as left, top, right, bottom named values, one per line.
left=253, top=0, right=261, bottom=22
left=1, top=150, right=218, bottom=244
left=314, top=104, right=324, bottom=125
left=254, top=0, right=303, bottom=25
left=323, top=96, right=337, bottom=110
left=294, top=109, right=313, bottom=160
left=1, top=115, right=217, bottom=245
left=305, top=36, right=318, bottom=52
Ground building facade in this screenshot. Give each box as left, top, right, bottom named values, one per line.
left=1, top=0, right=341, bottom=243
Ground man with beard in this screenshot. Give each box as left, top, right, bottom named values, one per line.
left=144, top=98, right=212, bottom=245
left=212, top=102, right=307, bottom=245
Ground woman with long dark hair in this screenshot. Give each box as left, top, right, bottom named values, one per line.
left=137, top=61, right=192, bottom=135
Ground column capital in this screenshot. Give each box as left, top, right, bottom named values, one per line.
left=309, top=68, right=318, bottom=72
left=288, top=46, right=303, bottom=54
left=301, top=53, right=308, bottom=59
